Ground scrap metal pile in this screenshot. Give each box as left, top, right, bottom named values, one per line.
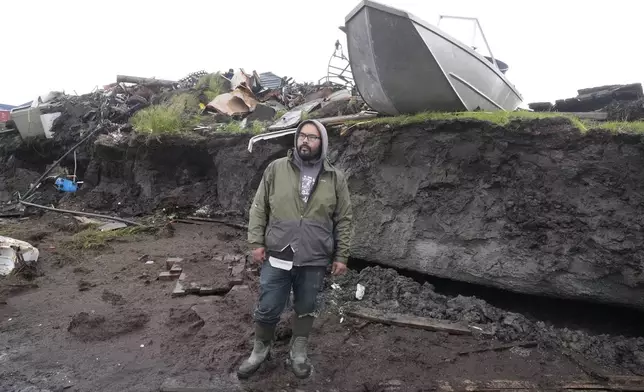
left=196, top=68, right=368, bottom=132
left=4, top=68, right=368, bottom=142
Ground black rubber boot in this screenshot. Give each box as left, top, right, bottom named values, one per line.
left=237, top=323, right=275, bottom=379
left=289, top=315, right=315, bottom=379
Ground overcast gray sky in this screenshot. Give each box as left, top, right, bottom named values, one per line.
left=2, top=0, right=641, bottom=108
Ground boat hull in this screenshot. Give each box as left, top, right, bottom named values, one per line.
left=345, top=1, right=523, bottom=115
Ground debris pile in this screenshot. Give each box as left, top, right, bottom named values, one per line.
left=331, top=266, right=644, bottom=375
left=5, top=67, right=366, bottom=143
left=529, top=83, right=643, bottom=115
left=197, top=68, right=366, bottom=132
left=605, top=98, right=644, bottom=121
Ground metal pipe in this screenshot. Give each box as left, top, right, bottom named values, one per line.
left=475, top=19, right=498, bottom=72
left=19, top=200, right=142, bottom=226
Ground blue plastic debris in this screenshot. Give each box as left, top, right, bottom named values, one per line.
left=55, top=178, right=78, bottom=193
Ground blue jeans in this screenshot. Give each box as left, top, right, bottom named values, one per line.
left=253, top=262, right=327, bottom=326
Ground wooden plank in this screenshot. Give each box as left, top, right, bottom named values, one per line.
left=158, top=271, right=178, bottom=281
left=560, top=348, right=609, bottom=382
left=457, top=341, right=538, bottom=356
left=562, top=382, right=644, bottom=391
left=560, top=111, right=608, bottom=120
left=171, top=280, right=186, bottom=297
left=345, top=306, right=482, bottom=335
left=437, top=379, right=644, bottom=391
left=316, top=111, right=379, bottom=125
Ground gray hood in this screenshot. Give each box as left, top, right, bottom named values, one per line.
left=293, top=119, right=329, bottom=164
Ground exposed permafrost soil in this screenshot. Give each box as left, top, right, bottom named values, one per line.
left=4, top=118, right=643, bottom=308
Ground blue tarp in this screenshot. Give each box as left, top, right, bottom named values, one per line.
left=0, top=103, right=16, bottom=111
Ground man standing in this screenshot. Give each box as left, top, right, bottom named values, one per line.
left=238, top=119, right=353, bottom=379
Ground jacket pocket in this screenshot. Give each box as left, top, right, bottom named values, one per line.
left=300, top=219, right=334, bottom=260
left=265, top=219, right=294, bottom=251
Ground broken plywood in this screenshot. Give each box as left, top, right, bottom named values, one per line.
left=170, top=264, right=183, bottom=276
left=171, top=273, right=188, bottom=297
left=230, top=263, right=245, bottom=286
left=159, top=271, right=178, bottom=281
left=166, top=257, right=184, bottom=270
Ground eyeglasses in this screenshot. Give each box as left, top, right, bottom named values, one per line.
left=298, top=133, right=321, bottom=142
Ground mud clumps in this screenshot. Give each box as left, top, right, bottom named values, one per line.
left=101, top=290, right=126, bottom=306
left=68, top=309, right=150, bottom=341
left=166, top=307, right=203, bottom=326
left=165, top=307, right=205, bottom=337
left=332, top=266, right=644, bottom=375
left=77, top=280, right=96, bottom=292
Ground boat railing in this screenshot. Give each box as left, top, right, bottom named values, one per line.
left=319, top=40, right=355, bottom=88
left=437, top=15, right=501, bottom=74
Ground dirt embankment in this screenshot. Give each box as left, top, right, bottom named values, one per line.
left=3, top=117, right=644, bottom=310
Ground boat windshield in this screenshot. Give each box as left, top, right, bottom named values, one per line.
left=437, top=15, right=508, bottom=73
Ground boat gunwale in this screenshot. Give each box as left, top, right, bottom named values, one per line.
left=344, top=0, right=523, bottom=102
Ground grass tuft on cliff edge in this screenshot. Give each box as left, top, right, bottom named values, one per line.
left=349, top=110, right=588, bottom=132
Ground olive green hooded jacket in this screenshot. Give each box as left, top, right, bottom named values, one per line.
left=247, top=120, right=353, bottom=266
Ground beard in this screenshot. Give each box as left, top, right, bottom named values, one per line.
left=298, top=145, right=320, bottom=161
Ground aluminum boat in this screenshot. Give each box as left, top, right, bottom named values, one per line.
left=344, top=1, right=523, bottom=114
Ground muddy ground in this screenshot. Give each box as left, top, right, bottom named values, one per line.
left=1, top=214, right=643, bottom=392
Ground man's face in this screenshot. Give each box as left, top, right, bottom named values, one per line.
left=297, top=123, right=322, bottom=161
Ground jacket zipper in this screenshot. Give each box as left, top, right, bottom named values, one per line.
left=289, top=158, right=326, bottom=265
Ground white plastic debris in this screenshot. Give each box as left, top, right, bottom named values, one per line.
left=0, top=236, right=40, bottom=276
left=0, top=248, right=15, bottom=276
left=355, top=284, right=365, bottom=300
left=140, top=344, right=145, bottom=348
left=98, top=222, right=127, bottom=232
left=340, top=317, right=344, bottom=323
left=145, top=260, right=154, bottom=265
left=194, top=206, right=212, bottom=217
left=331, top=283, right=341, bottom=290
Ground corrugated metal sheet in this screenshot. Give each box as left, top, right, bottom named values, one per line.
left=259, top=72, right=284, bottom=90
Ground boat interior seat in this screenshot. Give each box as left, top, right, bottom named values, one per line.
left=484, top=56, right=509, bottom=74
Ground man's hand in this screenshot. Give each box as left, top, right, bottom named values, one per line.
left=252, top=247, right=266, bottom=264
left=331, top=261, right=347, bottom=276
